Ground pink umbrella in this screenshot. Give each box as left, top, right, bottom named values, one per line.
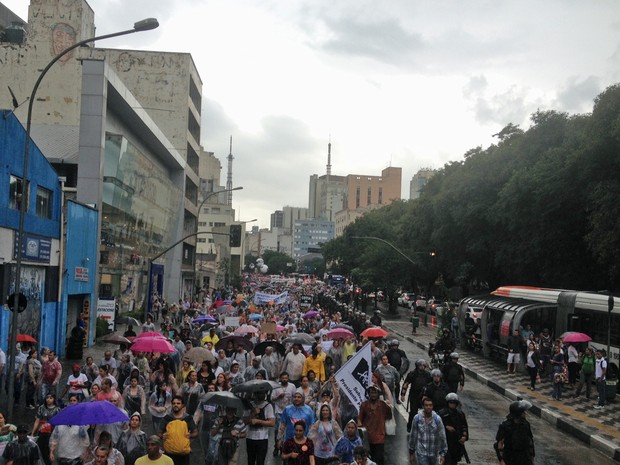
left=234, top=324, right=259, bottom=335
left=276, top=325, right=286, bottom=333
left=135, top=331, right=167, bottom=339
left=328, top=328, right=354, bottom=339
left=131, top=336, right=175, bottom=353
left=562, top=332, right=592, bottom=343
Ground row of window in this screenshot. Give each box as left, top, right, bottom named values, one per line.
left=9, top=175, right=53, bottom=219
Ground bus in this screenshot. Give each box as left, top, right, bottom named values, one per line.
left=458, top=285, right=620, bottom=375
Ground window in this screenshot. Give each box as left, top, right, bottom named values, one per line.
left=214, top=222, right=226, bottom=227
left=367, top=187, right=372, bottom=205
left=378, top=187, right=383, bottom=204
left=9, top=175, right=27, bottom=211
left=355, top=187, right=360, bottom=208
left=36, top=187, right=52, bottom=218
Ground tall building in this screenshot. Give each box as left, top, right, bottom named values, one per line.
left=409, top=168, right=436, bottom=199
left=0, top=0, right=201, bottom=314
left=270, top=210, right=284, bottom=229
left=293, top=219, right=334, bottom=259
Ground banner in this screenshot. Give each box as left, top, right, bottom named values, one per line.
left=253, top=291, right=288, bottom=305
left=334, top=342, right=371, bottom=412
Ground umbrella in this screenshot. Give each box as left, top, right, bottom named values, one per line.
left=283, top=333, right=316, bottom=346
left=562, top=332, right=592, bottom=343
left=276, top=325, right=286, bottom=333
left=50, top=401, right=129, bottom=426
left=101, top=334, right=132, bottom=345
left=215, top=335, right=254, bottom=352
left=234, top=324, right=259, bottom=335
left=332, top=324, right=354, bottom=332
left=238, top=300, right=249, bottom=308
left=360, top=327, right=389, bottom=338
left=183, top=347, right=216, bottom=364
left=131, top=336, right=176, bottom=353
left=115, top=316, right=141, bottom=327
left=253, top=341, right=286, bottom=357
left=135, top=331, right=167, bottom=340
left=303, top=310, right=320, bottom=319
left=8, top=334, right=37, bottom=343
left=328, top=328, right=354, bottom=340
left=193, top=315, right=218, bottom=324
left=231, top=379, right=280, bottom=395
left=200, top=391, right=245, bottom=414
left=249, top=313, right=264, bottom=321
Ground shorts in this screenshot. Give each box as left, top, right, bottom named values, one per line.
left=507, top=352, right=521, bottom=364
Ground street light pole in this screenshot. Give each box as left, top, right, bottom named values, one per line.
left=7, top=18, right=159, bottom=422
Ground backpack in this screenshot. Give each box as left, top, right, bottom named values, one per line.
left=498, top=419, right=531, bottom=453
left=163, top=419, right=191, bottom=455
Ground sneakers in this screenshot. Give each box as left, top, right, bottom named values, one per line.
left=594, top=405, right=605, bottom=409
left=26, top=404, right=36, bottom=410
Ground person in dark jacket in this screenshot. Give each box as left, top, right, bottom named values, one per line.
left=441, top=353, right=465, bottom=394
left=401, top=359, right=432, bottom=432
left=439, top=393, right=468, bottom=465
left=422, top=369, right=450, bottom=413
left=495, top=400, right=535, bottom=465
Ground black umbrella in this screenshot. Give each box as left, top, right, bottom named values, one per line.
left=199, top=391, right=245, bottom=415
left=231, top=379, right=280, bottom=395
left=253, top=341, right=285, bottom=357
left=215, top=335, right=254, bottom=352
left=116, top=315, right=141, bottom=327
left=332, top=323, right=354, bottom=332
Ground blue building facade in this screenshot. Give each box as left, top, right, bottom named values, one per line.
left=0, top=111, right=97, bottom=355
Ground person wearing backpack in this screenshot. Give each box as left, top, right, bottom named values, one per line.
left=494, top=400, right=534, bottom=465
left=574, top=347, right=595, bottom=399
left=159, top=396, right=198, bottom=465
left=211, top=407, right=247, bottom=465
left=408, top=397, right=448, bottom=465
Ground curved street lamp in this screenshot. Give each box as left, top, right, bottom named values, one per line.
left=8, top=18, right=159, bottom=421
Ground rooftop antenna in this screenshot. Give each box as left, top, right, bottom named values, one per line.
left=326, top=134, right=332, bottom=178
left=226, top=136, right=234, bottom=206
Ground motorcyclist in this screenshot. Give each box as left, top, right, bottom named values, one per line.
left=370, top=310, right=382, bottom=327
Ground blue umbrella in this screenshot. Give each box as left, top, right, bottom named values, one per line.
left=249, top=313, right=264, bottom=321
left=50, top=401, right=129, bottom=426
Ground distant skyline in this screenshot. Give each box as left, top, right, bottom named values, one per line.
left=3, top=0, right=620, bottom=228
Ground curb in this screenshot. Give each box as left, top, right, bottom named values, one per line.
left=388, top=325, right=620, bottom=462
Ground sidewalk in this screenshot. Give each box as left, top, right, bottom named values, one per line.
left=381, top=309, right=620, bottom=461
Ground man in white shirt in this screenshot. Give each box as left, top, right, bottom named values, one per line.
left=271, top=372, right=297, bottom=457
left=245, top=391, right=275, bottom=465
left=280, top=344, right=306, bottom=386
left=50, top=397, right=90, bottom=463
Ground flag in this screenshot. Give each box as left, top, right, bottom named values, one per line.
left=335, top=342, right=371, bottom=412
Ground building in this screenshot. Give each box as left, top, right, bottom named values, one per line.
left=409, top=168, right=436, bottom=199
left=308, top=173, right=347, bottom=221
left=0, top=0, right=201, bottom=318
left=270, top=210, right=283, bottom=229
left=0, top=112, right=98, bottom=354
left=293, top=219, right=335, bottom=259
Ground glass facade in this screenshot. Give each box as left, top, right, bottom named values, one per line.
left=99, top=133, right=183, bottom=303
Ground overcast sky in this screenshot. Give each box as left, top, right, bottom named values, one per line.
left=5, top=0, right=620, bottom=228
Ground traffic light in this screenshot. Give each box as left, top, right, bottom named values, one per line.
left=229, top=224, right=241, bottom=247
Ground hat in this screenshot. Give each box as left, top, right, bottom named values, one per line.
left=366, top=384, right=381, bottom=393
left=253, top=356, right=262, bottom=362
left=231, top=360, right=240, bottom=366
left=72, top=363, right=81, bottom=370
left=185, top=340, right=193, bottom=345
left=16, top=425, right=28, bottom=433
left=147, top=435, right=162, bottom=445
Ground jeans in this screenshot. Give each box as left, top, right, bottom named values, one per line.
left=527, top=366, right=538, bottom=389
left=369, top=443, right=385, bottom=465
left=597, top=378, right=607, bottom=406
left=575, top=371, right=593, bottom=398
left=40, top=382, right=57, bottom=400
left=415, top=452, right=441, bottom=465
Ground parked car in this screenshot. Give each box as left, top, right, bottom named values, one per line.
left=398, top=292, right=416, bottom=307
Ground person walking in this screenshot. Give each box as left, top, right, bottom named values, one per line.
left=358, top=384, right=392, bottom=465
left=117, top=413, right=148, bottom=465
left=494, top=400, right=535, bottom=465
left=134, top=436, right=173, bottom=465
left=245, top=391, right=275, bottom=465
left=159, top=396, right=198, bottom=465
left=408, top=398, right=448, bottom=465
left=438, top=393, right=468, bottom=465
left=440, top=354, right=464, bottom=394
left=401, top=359, right=432, bottom=432
left=594, top=349, right=607, bottom=409
left=525, top=343, right=541, bottom=391
left=271, top=372, right=297, bottom=457
left=2, top=425, right=42, bottom=465
left=281, top=421, right=315, bottom=465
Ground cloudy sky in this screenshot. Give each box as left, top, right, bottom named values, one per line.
left=5, top=0, right=620, bottom=228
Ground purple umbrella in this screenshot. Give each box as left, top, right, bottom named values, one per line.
left=194, top=314, right=218, bottom=324
left=303, top=310, right=320, bottom=319
left=50, top=401, right=129, bottom=426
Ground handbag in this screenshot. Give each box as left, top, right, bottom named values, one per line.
left=385, top=409, right=396, bottom=436
left=560, top=365, right=569, bottom=384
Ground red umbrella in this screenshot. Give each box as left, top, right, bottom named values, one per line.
left=562, top=332, right=591, bottom=343
left=360, top=327, right=389, bottom=338
left=131, top=336, right=175, bottom=353
left=328, top=328, right=354, bottom=339
left=9, top=334, right=37, bottom=343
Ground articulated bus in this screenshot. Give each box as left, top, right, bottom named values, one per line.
left=458, top=286, right=620, bottom=375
